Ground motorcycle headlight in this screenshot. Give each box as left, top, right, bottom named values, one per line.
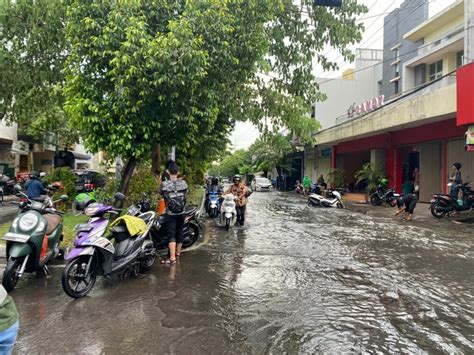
left=18, top=214, right=39, bottom=232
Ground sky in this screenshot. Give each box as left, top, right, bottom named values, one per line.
left=230, top=0, right=458, bottom=150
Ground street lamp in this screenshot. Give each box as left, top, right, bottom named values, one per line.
left=314, top=0, right=342, bottom=7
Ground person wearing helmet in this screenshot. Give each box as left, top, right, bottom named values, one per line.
left=225, top=175, right=249, bottom=226
left=205, top=177, right=223, bottom=211
left=25, top=171, right=47, bottom=200
left=449, top=162, right=462, bottom=199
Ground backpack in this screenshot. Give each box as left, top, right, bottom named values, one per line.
left=163, top=180, right=187, bottom=214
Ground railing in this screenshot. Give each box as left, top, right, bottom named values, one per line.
left=418, top=27, right=464, bottom=56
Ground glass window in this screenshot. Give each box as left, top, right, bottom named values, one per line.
left=394, top=63, right=400, bottom=77
left=457, top=51, right=464, bottom=68
left=394, top=80, right=399, bottom=95
left=429, top=60, right=443, bottom=81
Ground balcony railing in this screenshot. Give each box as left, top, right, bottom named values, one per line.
left=418, top=26, right=464, bottom=56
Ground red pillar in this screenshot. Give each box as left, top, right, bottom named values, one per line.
left=385, top=147, right=395, bottom=187
left=395, top=148, right=403, bottom=193
left=331, top=146, right=337, bottom=169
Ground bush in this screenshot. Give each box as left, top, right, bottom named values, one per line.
left=126, top=166, right=160, bottom=209
left=327, top=169, right=346, bottom=189
left=43, top=167, right=77, bottom=208
left=355, top=163, right=386, bottom=195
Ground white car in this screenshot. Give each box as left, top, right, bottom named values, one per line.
left=252, top=177, right=273, bottom=192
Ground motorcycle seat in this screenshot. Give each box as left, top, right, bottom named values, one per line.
left=44, top=213, right=61, bottom=235
left=184, top=206, right=198, bottom=216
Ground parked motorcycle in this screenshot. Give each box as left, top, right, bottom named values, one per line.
left=62, top=194, right=157, bottom=298
left=219, top=194, right=237, bottom=230
left=128, top=197, right=201, bottom=251
left=430, top=182, right=474, bottom=218
left=370, top=185, right=397, bottom=206
left=2, top=185, right=68, bottom=291
left=206, top=191, right=220, bottom=218
left=308, top=190, right=344, bottom=208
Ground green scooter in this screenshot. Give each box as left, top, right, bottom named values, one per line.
left=2, top=185, right=68, bottom=291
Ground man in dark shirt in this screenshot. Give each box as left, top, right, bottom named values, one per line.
left=25, top=172, right=47, bottom=199
left=391, top=194, right=418, bottom=221
left=449, top=162, right=462, bottom=199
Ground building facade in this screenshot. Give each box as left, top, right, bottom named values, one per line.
left=312, top=0, right=473, bottom=202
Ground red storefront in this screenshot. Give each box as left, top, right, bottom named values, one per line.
left=330, top=62, right=474, bottom=202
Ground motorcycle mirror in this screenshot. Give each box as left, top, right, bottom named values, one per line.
left=114, top=192, right=126, bottom=201
left=60, top=195, right=68, bottom=202
left=14, top=184, right=22, bottom=192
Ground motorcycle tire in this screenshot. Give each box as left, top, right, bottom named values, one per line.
left=337, top=202, right=344, bottom=209
left=62, top=255, right=97, bottom=299
left=2, top=257, right=22, bottom=292
left=430, top=202, right=447, bottom=219
left=139, top=255, right=156, bottom=272
left=370, top=195, right=382, bottom=206
left=182, top=223, right=199, bottom=248
left=225, top=218, right=230, bottom=231
left=307, top=200, right=317, bottom=207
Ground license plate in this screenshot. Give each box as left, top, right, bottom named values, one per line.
left=3, top=232, right=30, bottom=243
left=75, top=223, right=93, bottom=232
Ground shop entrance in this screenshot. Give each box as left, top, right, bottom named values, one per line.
left=400, top=146, right=420, bottom=187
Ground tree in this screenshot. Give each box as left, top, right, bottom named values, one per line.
left=249, top=132, right=296, bottom=177
left=0, top=0, right=78, bottom=149
left=65, top=0, right=367, bottom=194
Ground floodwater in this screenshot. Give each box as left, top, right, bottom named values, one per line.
left=9, top=192, right=474, bottom=353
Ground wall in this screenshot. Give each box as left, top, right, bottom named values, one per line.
left=424, top=16, right=464, bottom=43
left=315, top=50, right=382, bottom=130
left=382, top=0, right=429, bottom=98
left=0, top=121, right=17, bottom=141
left=316, top=79, right=457, bottom=146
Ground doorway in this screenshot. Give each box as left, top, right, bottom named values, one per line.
left=19, top=155, right=29, bottom=172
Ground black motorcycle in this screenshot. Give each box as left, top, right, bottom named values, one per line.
left=128, top=195, right=201, bottom=250
left=430, top=182, right=474, bottom=218
left=370, top=185, right=397, bottom=206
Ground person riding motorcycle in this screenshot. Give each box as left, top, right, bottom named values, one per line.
left=25, top=171, right=47, bottom=200
left=205, top=177, right=223, bottom=211
left=225, top=175, right=249, bottom=226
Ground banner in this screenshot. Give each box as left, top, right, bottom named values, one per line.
left=465, top=125, right=474, bottom=151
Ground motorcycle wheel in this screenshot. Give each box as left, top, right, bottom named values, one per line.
left=182, top=223, right=199, bottom=248
left=61, top=256, right=97, bottom=299
left=337, top=202, right=344, bottom=209
left=307, top=200, right=317, bottom=207
left=430, top=202, right=447, bottom=219
left=225, top=218, right=231, bottom=231
left=370, top=195, right=382, bottom=206
left=139, top=255, right=156, bottom=272
left=2, top=258, right=22, bottom=292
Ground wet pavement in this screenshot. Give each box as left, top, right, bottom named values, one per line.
left=8, top=192, right=474, bottom=353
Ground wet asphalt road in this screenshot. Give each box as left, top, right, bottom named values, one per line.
left=8, top=192, right=474, bottom=354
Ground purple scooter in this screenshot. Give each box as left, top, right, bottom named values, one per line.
left=61, top=193, right=156, bottom=298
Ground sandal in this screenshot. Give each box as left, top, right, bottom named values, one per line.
left=176, top=253, right=181, bottom=258
left=160, top=258, right=176, bottom=265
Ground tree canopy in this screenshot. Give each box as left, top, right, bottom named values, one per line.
left=1, top=0, right=367, bottom=193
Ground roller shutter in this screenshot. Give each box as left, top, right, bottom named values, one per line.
left=420, top=142, right=442, bottom=202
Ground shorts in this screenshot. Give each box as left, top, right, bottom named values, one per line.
left=405, top=196, right=418, bottom=214
left=166, top=214, right=185, bottom=244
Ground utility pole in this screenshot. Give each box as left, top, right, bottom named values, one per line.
left=465, top=0, right=474, bottom=64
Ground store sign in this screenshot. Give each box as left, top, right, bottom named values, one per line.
left=347, top=95, right=385, bottom=119
left=11, top=141, right=29, bottom=155
left=465, top=125, right=474, bottom=152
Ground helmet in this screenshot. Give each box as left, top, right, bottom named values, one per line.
left=380, top=178, right=389, bottom=186
left=453, top=162, right=462, bottom=170
left=233, top=175, right=241, bottom=183
left=211, top=177, right=219, bottom=185
left=72, top=192, right=96, bottom=214
left=29, top=171, right=38, bottom=179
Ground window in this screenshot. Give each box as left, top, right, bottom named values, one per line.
left=457, top=51, right=464, bottom=68
left=394, top=63, right=400, bottom=77
left=394, top=48, right=399, bottom=61
left=377, top=80, right=383, bottom=95
left=429, top=60, right=443, bottom=81
left=394, top=80, right=399, bottom=95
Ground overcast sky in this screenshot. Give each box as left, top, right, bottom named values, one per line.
left=230, top=0, right=458, bottom=150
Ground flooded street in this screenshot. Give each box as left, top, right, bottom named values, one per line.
left=11, top=192, right=474, bottom=353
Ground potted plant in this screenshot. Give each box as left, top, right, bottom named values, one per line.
left=355, top=163, right=386, bottom=202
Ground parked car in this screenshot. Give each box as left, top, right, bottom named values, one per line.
left=252, top=177, right=273, bottom=192
left=74, top=170, right=106, bottom=192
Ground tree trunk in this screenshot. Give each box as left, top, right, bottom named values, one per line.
left=116, top=156, right=138, bottom=206
left=151, top=143, right=161, bottom=177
